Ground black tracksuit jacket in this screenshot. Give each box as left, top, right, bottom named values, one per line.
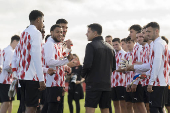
left=81, top=36, right=116, bottom=91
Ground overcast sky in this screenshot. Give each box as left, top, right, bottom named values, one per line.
left=0, top=0, right=170, bottom=63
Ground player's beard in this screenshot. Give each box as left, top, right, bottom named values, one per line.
left=63, top=31, right=66, bottom=37
left=143, top=37, right=149, bottom=42
left=52, top=36, right=61, bottom=43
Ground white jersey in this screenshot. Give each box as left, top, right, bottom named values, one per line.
left=140, top=43, right=150, bottom=64
left=124, top=51, right=134, bottom=87
left=132, top=42, right=143, bottom=63
left=149, top=37, right=169, bottom=86
left=12, top=25, right=44, bottom=81
left=138, top=43, right=150, bottom=86
left=149, top=41, right=154, bottom=60
left=43, top=37, right=70, bottom=87
left=133, top=41, right=154, bottom=85
left=168, top=50, right=170, bottom=85
left=0, top=45, right=14, bottom=84
left=132, top=42, right=142, bottom=85
left=0, top=48, right=3, bottom=68
left=111, top=49, right=126, bottom=87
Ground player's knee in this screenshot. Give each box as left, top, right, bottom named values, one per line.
left=2, top=102, right=11, bottom=107
left=26, top=107, right=36, bottom=113
left=126, top=102, right=133, bottom=109
left=120, top=100, right=126, bottom=107
left=113, top=101, right=120, bottom=108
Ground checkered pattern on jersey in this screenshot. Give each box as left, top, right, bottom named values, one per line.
left=0, top=49, right=1, bottom=61
left=57, top=42, right=68, bottom=57
left=41, top=46, right=47, bottom=83
left=140, top=44, right=150, bottom=86
left=2, top=50, right=12, bottom=84
left=0, top=49, right=2, bottom=68
left=47, top=43, right=65, bottom=87
left=150, top=45, right=169, bottom=86
left=16, top=32, right=39, bottom=81
left=140, top=44, right=149, bottom=64
left=132, top=44, right=140, bottom=64
left=124, top=52, right=134, bottom=87
left=132, top=44, right=142, bottom=84
left=168, top=50, right=170, bottom=66
left=163, top=45, right=169, bottom=85
left=12, top=44, right=19, bottom=77
left=111, top=51, right=125, bottom=87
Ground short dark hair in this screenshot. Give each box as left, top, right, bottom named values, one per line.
left=121, top=38, right=126, bottom=42
left=161, top=36, right=169, bottom=44
left=106, top=35, right=112, bottom=39
left=29, top=10, right=44, bottom=21
left=45, top=35, right=51, bottom=42
left=112, top=38, right=120, bottom=43
left=136, top=30, right=142, bottom=34
left=87, top=23, right=102, bottom=35
left=72, top=54, right=80, bottom=62
left=56, top=19, right=68, bottom=24
left=145, top=22, right=160, bottom=30
left=11, top=35, right=20, bottom=43
left=126, top=36, right=134, bottom=43
left=129, top=24, right=142, bottom=32
left=50, top=24, right=61, bottom=32
left=143, top=25, right=147, bottom=29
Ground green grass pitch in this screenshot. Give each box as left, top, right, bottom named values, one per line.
left=12, top=93, right=115, bottom=113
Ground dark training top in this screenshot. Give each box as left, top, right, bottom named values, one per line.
left=81, top=36, right=116, bottom=91
left=70, top=65, right=82, bottom=82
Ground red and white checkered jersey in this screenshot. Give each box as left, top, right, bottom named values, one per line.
left=41, top=45, right=48, bottom=83
left=57, top=41, right=71, bottom=57
left=12, top=25, right=44, bottom=81
left=149, top=37, right=169, bottom=86
left=132, top=42, right=142, bottom=63
left=139, top=43, right=150, bottom=86
left=133, top=42, right=154, bottom=85
left=134, top=42, right=153, bottom=73
left=0, top=48, right=3, bottom=68
left=141, top=42, right=154, bottom=84
left=44, top=37, right=69, bottom=87
left=132, top=42, right=142, bottom=85
left=140, top=43, right=150, bottom=64
left=124, top=51, right=134, bottom=87
left=149, top=41, right=154, bottom=59
left=168, top=50, right=170, bottom=66
left=0, top=45, right=14, bottom=84
left=111, top=49, right=126, bottom=87
left=168, top=50, right=170, bottom=85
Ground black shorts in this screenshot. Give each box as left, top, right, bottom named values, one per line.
left=85, top=90, right=111, bottom=108
left=19, top=80, right=40, bottom=107
left=165, top=86, right=170, bottom=106
left=125, top=91, right=133, bottom=102
left=40, top=89, right=46, bottom=105
left=68, top=83, right=84, bottom=100
left=46, top=86, right=63, bottom=103
left=0, top=83, right=14, bottom=102
left=132, top=84, right=144, bottom=103
left=111, top=86, right=125, bottom=101
left=149, top=86, right=167, bottom=108
left=143, top=85, right=149, bottom=103
left=17, top=87, right=21, bottom=100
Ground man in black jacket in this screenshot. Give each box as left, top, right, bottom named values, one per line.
left=82, top=23, right=116, bottom=113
